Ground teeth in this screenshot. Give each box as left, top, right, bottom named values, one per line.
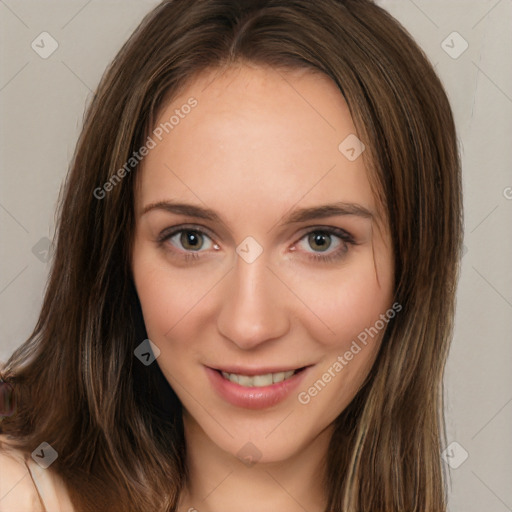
left=272, top=372, right=286, bottom=383
left=221, top=370, right=296, bottom=387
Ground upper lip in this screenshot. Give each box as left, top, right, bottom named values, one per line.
left=208, top=364, right=310, bottom=376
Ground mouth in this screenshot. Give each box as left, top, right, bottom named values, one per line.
left=205, top=364, right=312, bottom=409
left=211, top=366, right=309, bottom=388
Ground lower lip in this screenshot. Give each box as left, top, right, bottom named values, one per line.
left=205, top=366, right=310, bottom=410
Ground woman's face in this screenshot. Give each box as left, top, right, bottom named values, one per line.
left=132, top=63, right=394, bottom=464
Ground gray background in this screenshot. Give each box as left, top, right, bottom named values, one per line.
left=1, top=1, right=511, bottom=510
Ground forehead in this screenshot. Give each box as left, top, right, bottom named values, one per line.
left=136, top=64, right=381, bottom=225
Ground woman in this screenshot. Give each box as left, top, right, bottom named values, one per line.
left=0, top=0, right=463, bottom=510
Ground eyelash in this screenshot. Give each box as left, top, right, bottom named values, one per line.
left=156, top=224, right=357, bottom=263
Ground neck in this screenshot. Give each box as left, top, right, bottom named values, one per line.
left=177, top=410, right=333, bottom=512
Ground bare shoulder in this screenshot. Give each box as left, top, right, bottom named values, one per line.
left=0, top=434, right=46, bottom=511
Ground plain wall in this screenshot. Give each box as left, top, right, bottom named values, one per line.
left=1, top=1, right=511, bottom=510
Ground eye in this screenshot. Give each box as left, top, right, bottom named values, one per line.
left=157, top=225, right=219, bottom=261
left=294, top=227, right=356, bottom=263
left=157, top=224, right=356, bottom=263
left=171, top=230, right=212, bottom=251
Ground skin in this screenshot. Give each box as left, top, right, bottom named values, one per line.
left=131, top=62, right=394, bottom=511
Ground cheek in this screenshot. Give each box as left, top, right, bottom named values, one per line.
left=293, top=268, right=392, bottom=418
left=132, top=263, right=206, bottom=390
left=333, top=272, right=390, bottom=344
left=132, top=245, right=218, bottom=342
left=293, top=250, right=393, bottom=415
left=283, top=249, right=393, bottom=351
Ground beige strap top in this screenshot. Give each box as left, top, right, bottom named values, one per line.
left=0, top=434, right=75, bottom=512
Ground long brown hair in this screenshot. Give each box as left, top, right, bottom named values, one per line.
left=0, top=0, right=463, bottom=510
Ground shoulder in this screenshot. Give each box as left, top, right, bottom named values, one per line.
left=0, top=434, right=45, bottom=511
left=0, top=434, right=75, bottom=512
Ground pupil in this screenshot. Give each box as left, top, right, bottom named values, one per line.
left=309, top=232, right=331, bottom=252
left=181, top=231, right=202, bottom=250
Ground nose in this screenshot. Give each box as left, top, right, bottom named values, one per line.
left=216, top=253, right=291, bottom=350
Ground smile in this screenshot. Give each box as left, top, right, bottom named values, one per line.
left=220, top=369, right=299, bottom=387
left=205, top=366, right=311, bottom=409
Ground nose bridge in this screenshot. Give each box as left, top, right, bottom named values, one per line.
left=216, top=251, right=290, bottom=349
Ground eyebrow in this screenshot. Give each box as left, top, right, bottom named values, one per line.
left=141, top=200, right=374, bottom=225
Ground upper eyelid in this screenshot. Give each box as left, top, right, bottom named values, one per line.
left=158, top=223, right=217, bottom=242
